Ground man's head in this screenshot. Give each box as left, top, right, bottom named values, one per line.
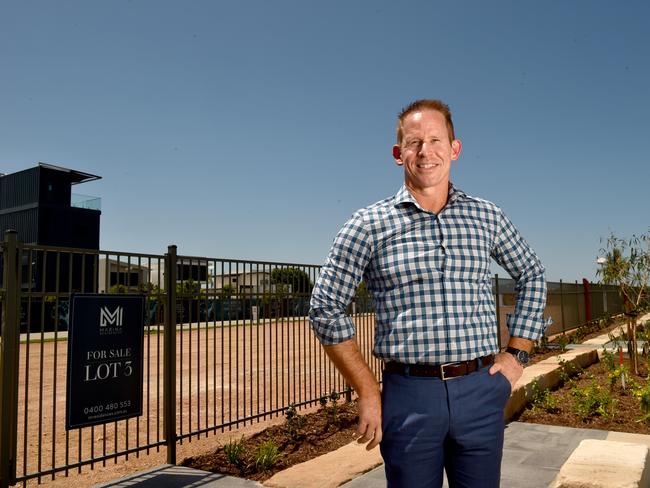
left=396, top=99, right=455, bottom=144
left=392, top=99, right=462, bottom=197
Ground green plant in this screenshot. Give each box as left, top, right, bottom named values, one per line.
left=608, top=327, right=627, bottom=343
left=633, top=383, right=650, bottom=423
left=530, top=380, right=559, bottom=413
left=597, top=230, right=650, bottom=374
left=608, top=364, right=630, bottom=391
left=318, top=395, right=328, bottom=409
left=600, top=348, right=616, bottom=373
left=223, top=437, right=245, bottom=466
left=539, top=334, right=549, bottom=350
left=557, top=334, right=569, bottom=353
left=255, top=440, right=281, bottom=470
left=329, top=390, right=340, bottom=424
left=284, top=403, right=305, bottom=438
left=557, top=358, right=582, bottom=386
left=571, top=380, right=617, bottom=421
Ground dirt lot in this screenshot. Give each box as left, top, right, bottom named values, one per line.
left=14, top=314, right=378, bottom=487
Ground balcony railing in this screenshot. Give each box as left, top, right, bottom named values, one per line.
left=71, top=193, right=101, bottom=211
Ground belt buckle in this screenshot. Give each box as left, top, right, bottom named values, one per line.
left=440, top=362, right=460, bottom=381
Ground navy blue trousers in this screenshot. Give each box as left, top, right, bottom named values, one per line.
left=380, top=364, right=511, bottom=488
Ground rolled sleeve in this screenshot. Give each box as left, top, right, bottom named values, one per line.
left=309, top=213, right=372, bottom=345
left=491, top=209, right=547, bottom=341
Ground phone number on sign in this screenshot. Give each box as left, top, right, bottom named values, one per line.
left=83, top=400, right=131, bottom=415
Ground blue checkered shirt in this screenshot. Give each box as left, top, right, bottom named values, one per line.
left=309, top=183, right=547, bottom=364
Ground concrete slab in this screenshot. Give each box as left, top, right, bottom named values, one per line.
left=93, top=464, right=263, bottom=487
left=607, top=431, right=650, bottom=449
left=549, top=439, right=650, bottom=488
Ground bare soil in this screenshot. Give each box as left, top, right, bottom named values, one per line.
left=181, top=401, right=359, bottom=481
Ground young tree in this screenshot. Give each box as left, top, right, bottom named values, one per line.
left=597, top=230, right=650, bottom=374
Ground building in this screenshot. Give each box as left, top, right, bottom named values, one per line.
left=0, top=163, right=101, bottom=292
left=98, top=258, right=151, bottom=293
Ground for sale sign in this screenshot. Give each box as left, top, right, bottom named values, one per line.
left=66, top=294, right=145, bottom=429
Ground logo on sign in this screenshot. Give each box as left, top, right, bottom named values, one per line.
left=100, top=307, right=123, bottom=327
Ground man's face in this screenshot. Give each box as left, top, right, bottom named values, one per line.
left=393, top=109, right=461, bottom=194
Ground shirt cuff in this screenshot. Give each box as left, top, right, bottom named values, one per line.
left=309, top=315, right=356, bottom=345
left=507, top=314, right=546, bottom=342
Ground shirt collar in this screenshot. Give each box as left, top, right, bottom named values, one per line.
left=394, top=182, right=467, bottom=209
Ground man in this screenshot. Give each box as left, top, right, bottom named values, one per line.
left=309, top=99, right=546, bottom=488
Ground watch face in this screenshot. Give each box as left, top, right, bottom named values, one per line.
left=516, top=350, right=530, bottom=365
left=507, top=347, right=529, bottom=365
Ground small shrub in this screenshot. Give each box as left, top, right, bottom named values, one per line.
left=608, top=327, right=627, bottom=343
left=633, top=383, right=650, bottom=423
left=600, top=348, right=616, bottom=373
left=571, top=380, right=617, bottom=421
left=329, top=390, right=341, bottom=424
left=530, top=380, right=559, bottom=413
left=557, top=358, right=582, bottom=386
left=539, top=335, right=549, bottom=350
left=223, top=437, right=245, bottom=466
left=255, top=440, right=281, bottom=470
left=608, top=364, right=630, bottom=391
left=318, top=394, right=328, bottom=409
left=284, top=403, right=305, bottom=438
left=558, top=334, right=569, bottom=353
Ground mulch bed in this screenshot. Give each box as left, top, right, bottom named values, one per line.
left=517, top=360, right=650, bottom=434
left=181, top=401, right=360, bottom=481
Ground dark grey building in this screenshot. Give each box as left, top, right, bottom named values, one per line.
left=0, top=163, right=101, bottom=297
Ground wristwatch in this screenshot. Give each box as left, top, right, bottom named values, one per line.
left=506, top=347, right=530, bottom=366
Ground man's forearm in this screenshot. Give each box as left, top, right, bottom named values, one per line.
left=323, top=339, right=380, bottom=398
left=507, top=337, right=534, bottom=352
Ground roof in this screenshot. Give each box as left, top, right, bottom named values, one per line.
left=38, top=162, right=101, bottom=184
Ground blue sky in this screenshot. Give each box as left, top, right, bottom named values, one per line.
left=1, top=0, right=648, bottom=282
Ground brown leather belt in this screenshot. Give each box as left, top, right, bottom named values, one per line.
left=383, top=354, right=495, bottom=380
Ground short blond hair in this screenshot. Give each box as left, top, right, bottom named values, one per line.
left=396, top=99, right=455, bottom=144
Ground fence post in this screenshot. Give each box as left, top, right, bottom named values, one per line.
left=575, top=280, right=581, bottom=327
left=560, top=280, right=566, bottom=334
left=0, top=231, right=20, bottom=488
left=494, top=274, right=501, bottom=349
left=582, top=279, right=591, bottom=323
left=164, top=245, right=177, bottom=465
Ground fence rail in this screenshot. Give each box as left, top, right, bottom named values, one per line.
left=0, top=232, right=623, bottom=486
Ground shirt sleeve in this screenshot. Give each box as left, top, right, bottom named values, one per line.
left=491, top=208, right=547, bottom=342
left=309, top=213, right=372, bottom=345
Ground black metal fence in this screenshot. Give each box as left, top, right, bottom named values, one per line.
left=0, top=231, right=624, bottom=487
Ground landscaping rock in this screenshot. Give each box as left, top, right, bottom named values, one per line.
left=548, top=439, right=649, bottom=488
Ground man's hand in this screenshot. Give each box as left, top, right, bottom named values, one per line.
left=355, top=391, right=382, bottom=450
left=489, top=351, right=523, bottom=391
left=322, top=339, right=383, bottom=450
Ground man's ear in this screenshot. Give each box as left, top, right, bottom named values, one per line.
left=392, top=144, right=403, bottom=166
left=451, top=139, right=462, bottom=161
